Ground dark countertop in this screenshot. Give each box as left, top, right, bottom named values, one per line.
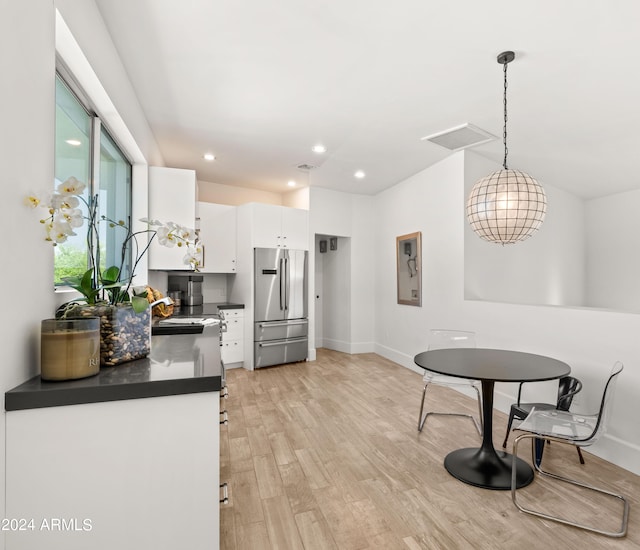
left=6, top=328, right=222, bottom=412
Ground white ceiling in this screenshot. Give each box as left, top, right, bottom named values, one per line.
left=94, top=0, right=640, bottom=199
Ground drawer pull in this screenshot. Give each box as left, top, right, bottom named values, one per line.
left=220, top=483, right=229, bottom=504
left=220, top=410, right=229, bottom=425
left=220, top=387, right=229, bottom=399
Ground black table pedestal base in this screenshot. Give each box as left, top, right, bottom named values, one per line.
left=444, top=447, right=534, bottom=490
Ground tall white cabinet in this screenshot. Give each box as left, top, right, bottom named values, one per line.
left=148, top=166, right=197, bottom=270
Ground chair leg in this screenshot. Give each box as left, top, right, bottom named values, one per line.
left=417, top=383, right=429, bottom=432
left=471, top=385, right=483, bottom=436
left=534, top=438, right=545, bottom=466
left=511, top=433, right=629, bottom=538
left=417, top=383, right=482, bottom=435
left=577, top=447, right=586, bottom=465
left=502, top=411, right=516, bottom=449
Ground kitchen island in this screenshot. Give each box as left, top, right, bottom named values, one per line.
left=4, top=331, right=222, bottom=550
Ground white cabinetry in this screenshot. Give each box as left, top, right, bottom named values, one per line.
left=148, top=166, right=197, bottom=270
left=247, top=203, right=309, bottom=250
left=6, top=393, right=219, bottom=550
left=221, top=308, right=244, bottom=365
left=197, top=202, right=237, bottom=273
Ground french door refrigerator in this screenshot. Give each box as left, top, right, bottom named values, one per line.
left=254, top=248, right=308, bottom=368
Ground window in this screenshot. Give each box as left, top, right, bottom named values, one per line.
left=54, top=73, right=132, bottom=285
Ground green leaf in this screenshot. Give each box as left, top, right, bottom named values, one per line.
left=131, top=295, right=150, bottom=313
left=101, top=266, right=121, bottom=285
left=61, top=269, right=98, bottom=304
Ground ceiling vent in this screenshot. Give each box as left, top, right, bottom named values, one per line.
left=421, top=123, right=496, bottom=151
left=296, top=163, right=316, bottom=171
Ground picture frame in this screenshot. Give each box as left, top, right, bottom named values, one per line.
left=396, top=232, right=422, bottom=306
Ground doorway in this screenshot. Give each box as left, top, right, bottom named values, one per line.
left=314, top=234, right=351, bottom=352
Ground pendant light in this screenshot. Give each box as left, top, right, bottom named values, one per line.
left=466, top=51, right=546, bottom=244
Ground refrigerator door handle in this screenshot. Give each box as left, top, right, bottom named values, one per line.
left=284, top=255, right=289, bottom=311
left=279, top=256, right=285, bottom=310
left=258, top=338, right=307, bottom=348
left=257, top=320, right=308, bottom=328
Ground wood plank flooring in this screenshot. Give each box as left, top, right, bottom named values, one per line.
left=220, top=349, right=639, bottom=549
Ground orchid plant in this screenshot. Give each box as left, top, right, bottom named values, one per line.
left=26, top=176, right=202, bottom=313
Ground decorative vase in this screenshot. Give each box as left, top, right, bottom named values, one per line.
left=41, top=318, right=101, bottom=381
left=62, top=304, right=151, bottom=367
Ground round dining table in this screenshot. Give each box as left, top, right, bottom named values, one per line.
left=414, top=348, right=570, bottom=490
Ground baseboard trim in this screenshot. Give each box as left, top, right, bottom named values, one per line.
left=322, top=339, right=375, bottom=355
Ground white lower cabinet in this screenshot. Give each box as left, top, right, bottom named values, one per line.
left=5, top=392, right=219, bottom=550
left=221, top=308, right=244, bottom=366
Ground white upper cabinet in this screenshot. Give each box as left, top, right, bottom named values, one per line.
left=148, top=166, right=197, bottom=270
left=248, top=203, right=309, bottom=250
left=198, top=202, right=237, bottom=273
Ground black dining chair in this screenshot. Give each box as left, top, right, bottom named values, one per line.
left=501, top=376, right=585, bottom=465
left=511, top=362, right=628, bottom=538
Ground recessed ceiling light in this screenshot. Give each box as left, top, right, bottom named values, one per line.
left=287, top=180, right=296, bottom=187
left=65, top=139, right=82, bottom=146
left=354, top=170, right=366, bottom=179
left=311, top=144, right=327, bottom=154
left=203, top=153, right=216, bottom=161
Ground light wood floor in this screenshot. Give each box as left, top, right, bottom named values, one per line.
left=220, top=349, right=638, bottom=549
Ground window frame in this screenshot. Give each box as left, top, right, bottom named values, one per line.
left=54, top=69, right=134, bottom=289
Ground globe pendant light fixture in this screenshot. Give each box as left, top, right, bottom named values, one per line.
left=466, top=51, right=547, bottom=244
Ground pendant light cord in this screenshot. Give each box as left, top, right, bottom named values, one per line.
left=503, top=60, right=509, bottom=170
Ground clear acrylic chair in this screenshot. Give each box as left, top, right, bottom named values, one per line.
left=501, top=376, right=585, bottom=465
left=418, top=329, right=482, bottom=435
left=511, top=362, right=629, bottom=538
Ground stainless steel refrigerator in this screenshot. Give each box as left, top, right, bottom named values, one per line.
left=254, top=248, right=308, bottom=368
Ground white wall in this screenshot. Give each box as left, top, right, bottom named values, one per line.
left=585, top=189, right=640, bottom=311
left=2, top=1, right=57, bottom=538
left=282, top=186, right=310, bottom=210
left=308, top=188, right=376, bottom=356
left=198, top=180, right=284, bottom=206
left=373, top=151, right=640, bottom=474
left=321, top=238, right=352, bottom=352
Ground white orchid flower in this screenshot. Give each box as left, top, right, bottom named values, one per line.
left=178, top=226, right=196, bottom=241
left=183, top=245, right=202, bottom=269
left=60, top=207, right=84, bottom=228
left=24, top=194, right=41, bottom=208
left=46, top=219, right=75, bottom=244
left=51, top=218, right=75, bottom=237
left=50, top=193, right=79, bottom=210
left=156, top=226, right=177, bottom=247
left=57, top=176, right=86, bottom=196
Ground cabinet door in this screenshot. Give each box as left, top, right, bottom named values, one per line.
left=222, top=340, right=244, bottom=363
left=224, top=316, right=244, bottom=340
left=281, top=207, right=309, bottom=250
left=198, top=202, right=237, bottom=273
left=148, top=167, right=197, bottom=270
left=251, top=203, right=284, bottom=248
left=6, top=394, right=219, bottom=550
